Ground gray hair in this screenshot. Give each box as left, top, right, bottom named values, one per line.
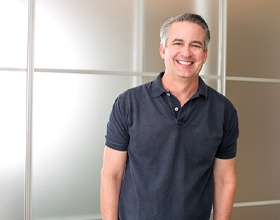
left=160, top=13, right=210, bottom=50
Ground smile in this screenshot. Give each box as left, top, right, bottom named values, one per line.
left=177, top=60, right=193, bottom=65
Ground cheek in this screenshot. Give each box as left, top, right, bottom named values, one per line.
left=166, top=51, right=178, bottom=62
left=195, top=53, right=207, bottom=65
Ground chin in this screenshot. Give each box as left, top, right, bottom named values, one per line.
left=177, top=72, right=199, bottom=79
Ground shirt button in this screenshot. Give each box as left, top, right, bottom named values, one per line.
left=175, top=107, right=179, bottom=111
left=167, top=93, right=170, bottom=96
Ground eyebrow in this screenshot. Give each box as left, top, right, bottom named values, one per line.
left=171, top=39, right=204, bottom=46
left=171, top=38, right=184, bottom=43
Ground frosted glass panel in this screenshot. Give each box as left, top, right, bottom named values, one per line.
left=232, top=204, right=280, bottom=220
left=202, top=78, right=219, bottom=91
left=0, top=71, right=26, bottom=220
left=34, top=0, right=134, bottom=71
left=143, top=0, right=220, bottom=76
left=0, top=0, right=28, bottom=68
left=227, top=0, right=280, bottom=78
left=32, top=72, right=137, bottom=219
left=226, top=81, right=280, bottom=202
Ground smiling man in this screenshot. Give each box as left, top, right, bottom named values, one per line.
left=101, top=13, right=239, bottom=220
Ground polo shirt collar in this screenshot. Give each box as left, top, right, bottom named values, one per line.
left=197, top=76, right=208, bottom=98
left=152, top=72, right=208, bottom=99
left=152, top=72, right=166, bottom=97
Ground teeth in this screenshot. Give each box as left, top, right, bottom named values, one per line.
left=178, top=60, right=192, bottom=65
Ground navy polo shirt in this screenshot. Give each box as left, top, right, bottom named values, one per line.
left=105, top=72, right=239, bottom=220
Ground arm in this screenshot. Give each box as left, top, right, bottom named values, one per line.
left=100, top=146, right=127, bottom=220
left=213, top=157, right=236, bottom=220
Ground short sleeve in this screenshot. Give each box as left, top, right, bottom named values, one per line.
left=215, top=104, right=239, bottom=159
left=105, top=93, right=130, bottom=151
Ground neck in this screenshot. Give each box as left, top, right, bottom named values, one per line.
left=161, top=74, right=199, bottom=106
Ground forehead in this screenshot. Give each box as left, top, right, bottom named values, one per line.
left=168, top=21, right=205, bottom=42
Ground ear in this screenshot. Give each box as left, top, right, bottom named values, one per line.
left=203, top=49, right=208, bottom=63
left=159, top=44, right=166, bottom=59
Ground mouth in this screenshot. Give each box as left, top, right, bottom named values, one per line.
left=177, top=60, right=194, bottom=65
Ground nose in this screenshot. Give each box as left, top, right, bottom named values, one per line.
left=180, top=45, right=193, bottom=57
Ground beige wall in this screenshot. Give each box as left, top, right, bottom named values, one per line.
left=226, top=0, right=280, bottom=219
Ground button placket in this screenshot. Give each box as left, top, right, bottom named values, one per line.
left=166, top=91, right=180, bottom=118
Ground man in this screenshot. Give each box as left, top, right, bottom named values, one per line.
left=100, top=12, right=239, bottom=220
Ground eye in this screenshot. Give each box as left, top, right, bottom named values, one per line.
left=190, top=43, right=203, bottom=50
left=172, top=40, right=184, bottom=46
left=172, top=41, right=183, bottom=46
